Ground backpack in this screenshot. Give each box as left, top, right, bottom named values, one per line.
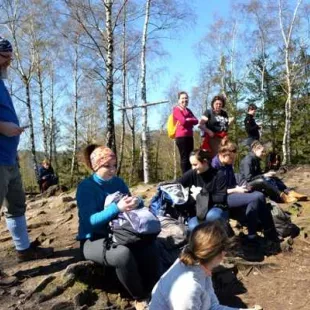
left=149, top=183, right=189, bottom=220
left=111, top=207, right=161, bottom=245
left=269, top=202, right=300, bottom=238
left=106, top=192, right=161, bottom=245
left=167, top=114, right=178, bottom=139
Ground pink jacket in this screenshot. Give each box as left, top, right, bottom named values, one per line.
left=173, top=106, right=198, bottom=138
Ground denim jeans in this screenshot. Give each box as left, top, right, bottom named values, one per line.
left=227, top=191, right=276, bottom=238
left=188, top=207, right=229, bottom=231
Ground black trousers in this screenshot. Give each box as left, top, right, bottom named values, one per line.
left=83, top=239, right=160, bottom=300
left=176, top=136, right=194, bottom=174
left=248, top=177, right=282, bottom=202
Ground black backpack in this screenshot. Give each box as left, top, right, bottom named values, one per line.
left=269, top=202, right=300, bottom=238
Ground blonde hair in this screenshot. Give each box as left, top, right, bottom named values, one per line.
left=180, top=222, right=228, bottom=266
left=251, top=140, right=264, bottom=151
left=42, top=159, right=50, bottom=165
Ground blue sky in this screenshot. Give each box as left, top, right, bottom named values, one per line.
left=148, top=0, right=232, bottom=102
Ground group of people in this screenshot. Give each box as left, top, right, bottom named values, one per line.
left=76, top=142, right=280, bottom=310
left=73, top=92, right=307, bottom=309
left=0, top=34, right=307, bottom=310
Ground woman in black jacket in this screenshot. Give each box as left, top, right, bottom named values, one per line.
left=177, top=149, right=229, bottom=231
left=240, top=141, right=307, bottom=203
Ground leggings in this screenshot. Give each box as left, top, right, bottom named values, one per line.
left=175, top=136, right=194, bottom=174
left=83, top=239, right=160, bottom=300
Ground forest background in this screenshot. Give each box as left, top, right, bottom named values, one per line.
left=1, top=0, right=310, bottom=191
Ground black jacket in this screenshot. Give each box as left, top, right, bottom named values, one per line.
left=239, top=152, right=263, bottom=182
left=177, top=167, right=227, bottom=206
left=244, top=113, right=260, bottom=140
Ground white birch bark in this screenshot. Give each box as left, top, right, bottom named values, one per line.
left=140, top=0, right=151, bottom=184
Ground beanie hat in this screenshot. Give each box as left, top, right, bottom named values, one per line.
left=0, top=37, right=13, bottom=53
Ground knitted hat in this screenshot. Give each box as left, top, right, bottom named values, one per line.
left=0, top=37, right=13, bottom=53
left=90, top=146, right=116, bottom=171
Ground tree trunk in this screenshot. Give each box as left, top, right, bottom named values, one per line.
left=25, top=79, right=39, bottom=182
left=279, top=0, right=302, bottom=164
left=37, top=62, right=48, bottom=158
left=49, top=69, right=55, bottom=165
left=140, top=0, right=151, bottom=184
left=104, top=0, right=116, bottom=154
left=70, top=43, right=79, bottom=187
left=117, top=1, right=127, bottom=176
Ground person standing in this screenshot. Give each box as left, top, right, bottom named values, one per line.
left=199, top=95, right=234, bottom=157
left=244, top=104, right=261, bottom=147
left=0, top=37, right=53, bottom=287
left=173, top=91, right=198, bottom=174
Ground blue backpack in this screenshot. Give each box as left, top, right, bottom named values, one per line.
left=150, top=183, right=189, bottom=220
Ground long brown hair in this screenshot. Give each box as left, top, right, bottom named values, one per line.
left=180, top=222, right=228, bottom=266
left=83, top=144, right=100, bottom=170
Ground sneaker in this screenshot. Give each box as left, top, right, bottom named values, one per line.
left=0, top=270, right=18, bottom=287
left=17, top=243, right=54, bottom=263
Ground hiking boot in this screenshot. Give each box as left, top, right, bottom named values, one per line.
left=134, top=300, right=149, bottom=310
left=280, top=192, right=297, bottom=204
left=262, top=239, right=281, bottom=256
left=0, top=270, right=18, bottom=287
left=288, top=190, right=307, bottom=201
left=232, top=237, right=265, bottom=262
left=17, top=243, right=54, bottom=263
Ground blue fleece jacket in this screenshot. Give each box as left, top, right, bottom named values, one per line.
left=76, top=173, right=130, bottom=241
left=211, top=155, right=237, bottom=189
left=0, top=79, right=20, bottom=165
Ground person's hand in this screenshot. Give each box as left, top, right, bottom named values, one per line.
left=190, top=185, right=202, bottom=200
left=228, top=116, right=235, bottom=124
left=0, top=122, right=24, bottom=137
left=206, top=129, right=214, bottom=137
left=234, top=185, right=248, bottom=194
left=264, top=171, right=276, bottom=178
left=117, top=196, right=138, bottom=212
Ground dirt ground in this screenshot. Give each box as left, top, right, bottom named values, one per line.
left=1, top=167, right=310, bottom=309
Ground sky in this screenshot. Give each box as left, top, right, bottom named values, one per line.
left=147, top=0, right=232, bottom=103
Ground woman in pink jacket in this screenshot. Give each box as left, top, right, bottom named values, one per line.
left=173, top=91, right=198, bottom=173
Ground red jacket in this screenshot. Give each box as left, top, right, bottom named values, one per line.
left=173, top=106, right=198, bottom=138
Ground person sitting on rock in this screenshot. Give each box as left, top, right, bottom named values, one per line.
left=212, top=138, right=280, bottom=255
left=150, top=221, right=262, bottom=310
left=38, top=159, right=58, bottom=193
left=76, top=144, right=160, bottom=310
left=240, top=141, right=307, bottom=203
left=176, top=149, right=229, bottom=232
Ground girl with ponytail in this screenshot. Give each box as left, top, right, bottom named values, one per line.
left=150, top=222, right=262, bottom=310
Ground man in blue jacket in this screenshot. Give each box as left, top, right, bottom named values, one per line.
left=0, top=37, right=53, bottom=287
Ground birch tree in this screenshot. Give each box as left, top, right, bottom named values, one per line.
left=278, top=0, right=303, bottom=164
